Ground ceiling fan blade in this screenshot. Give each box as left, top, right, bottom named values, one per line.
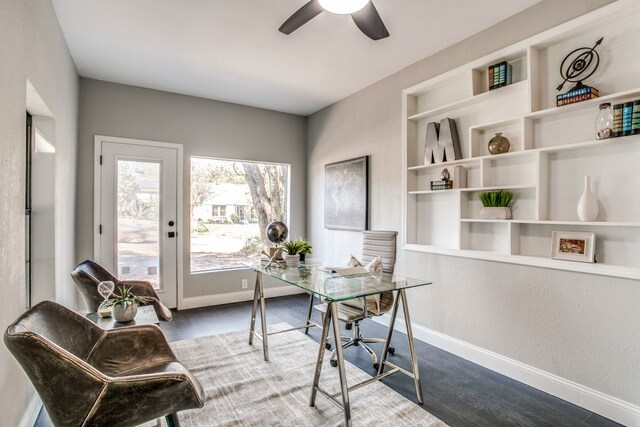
left=279, top=0, right=324, bottom=35
left=351, top=1, right=389, bottom=40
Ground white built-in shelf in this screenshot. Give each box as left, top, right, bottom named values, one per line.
left=409, top=184, right=533, bottom=196
left=408, top=134, right=640, bottom=171
left=403, top=244, right=640, bottom=280
left=408, top=158, right=479, bottom=171
left=402, top=0, right=640, bottom=279
left=460, top=219, right=640, bottom=227
left=526, top=86, right=640, bottom=119
left=407, top=81, right=528, bottom=122
left=461, top=184, right=533, bottom=192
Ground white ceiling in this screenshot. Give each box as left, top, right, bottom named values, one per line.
left=51, top=0, right=541, bottom=116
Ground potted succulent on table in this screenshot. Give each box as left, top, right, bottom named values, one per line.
left=281, top=239, right=305, bottom=268
left=479, top=190, right=514, bottom=219
left=100, top=285, right=152, bottom=323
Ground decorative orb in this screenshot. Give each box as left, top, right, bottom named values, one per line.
left=266, top=221, right=289, bottom=244
left=488, top=132, right=510, bottom=155
left=440, top=168, right=450, bottom=182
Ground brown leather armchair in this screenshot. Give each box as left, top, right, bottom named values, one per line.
left=71, top=259, right=172, bottom=321
left=4, top=301, right=204, bottom=427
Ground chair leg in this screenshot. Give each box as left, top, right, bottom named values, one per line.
left=361, top=337, right=386, bottom=344
left=359, top=341, right=378, bottom=364
left=165, top=413, right=181, bottom=427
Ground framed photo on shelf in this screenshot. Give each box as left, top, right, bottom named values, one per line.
left=550, top=231, right=596, bottom=263
left=324, top=156, right=369, bottom=231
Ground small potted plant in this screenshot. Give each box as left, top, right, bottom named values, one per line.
left=281, top=239, right=305, bottom=268
left=479, top=190, right=514, bottom=219
left=100, top=285, right=151, bottom=323
left=294, top=238, right=312, bottom=262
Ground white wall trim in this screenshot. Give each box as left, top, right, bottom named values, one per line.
left=18, top=393, right=41, bottom=427
left=181, top=285, right=305, bottom=310
left=373, top=315, right=640, bottom=427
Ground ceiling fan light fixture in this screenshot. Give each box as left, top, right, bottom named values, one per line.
left=318, top=0, right=370, bottom=15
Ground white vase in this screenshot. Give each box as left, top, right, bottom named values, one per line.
left=577, top=176, right=599, bottom=222
left=284, top=254, right=300, bottom=268
left=112, top=302, right=138, bottom=322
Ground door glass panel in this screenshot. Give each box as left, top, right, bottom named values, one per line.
left=117, top=160, right=161, bottom=288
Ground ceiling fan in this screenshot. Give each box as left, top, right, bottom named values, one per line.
left=279, top=0, right=389, bottom=41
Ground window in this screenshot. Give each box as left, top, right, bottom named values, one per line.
left=190, top=157, right=289, bottom=272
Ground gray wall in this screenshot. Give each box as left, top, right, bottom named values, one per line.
left=307, top=0, right=640, bottom=407
left=77, top=78, right=307, bottom=299
left=0, top=0, right=79, bottom=425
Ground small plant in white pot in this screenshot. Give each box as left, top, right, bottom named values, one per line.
left=479, top=190, right=514, bottom=219
left=100, top=285, right=151, bottom=323
left=281, top=240, right=305, bottom=268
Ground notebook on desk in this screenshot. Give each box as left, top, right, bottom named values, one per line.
left=325, top=266, right=369, bottom=276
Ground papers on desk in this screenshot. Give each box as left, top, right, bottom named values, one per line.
left=320, top=266, right=369, bottom=277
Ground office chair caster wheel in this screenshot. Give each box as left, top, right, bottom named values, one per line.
left=330, top=359, right=338, bottom=367
left=388, top=346, right=395, bottom=355
left=325, top=342, right=331, bottom=350
left=373, top=363, right=380, bottom=371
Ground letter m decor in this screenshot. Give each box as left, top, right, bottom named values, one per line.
left=423, top=118, right=462, bottom=165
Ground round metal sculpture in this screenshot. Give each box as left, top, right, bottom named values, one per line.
left=266, top=221, right=289, bottom=245
left=556, top=37, right=603, bottom=92
left=440, top=168, right=450, bottom=182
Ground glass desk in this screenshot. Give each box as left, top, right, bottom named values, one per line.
left=248, top=261, right=432, bottom=427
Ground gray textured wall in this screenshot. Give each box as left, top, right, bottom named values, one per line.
left=307, top=0, right=640, bottom=406
left=0, top=0, right=79, bottom=425
left=77, top=78, right=307, bottom=299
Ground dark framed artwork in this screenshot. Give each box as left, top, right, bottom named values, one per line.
left=324, top=156, right=369, bottom=231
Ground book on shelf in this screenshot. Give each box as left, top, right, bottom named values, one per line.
left=488, top=61, right=513, bottom=90
left=556, top=86, right=599, bottom=106
left=431, top=180, right=453, bottom=190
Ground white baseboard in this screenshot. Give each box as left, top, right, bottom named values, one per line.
left=19, top=393, right=42, bottom=427
left=373, top=315, right=640, bottom=427
left=180, top=286, right=305, bottom=310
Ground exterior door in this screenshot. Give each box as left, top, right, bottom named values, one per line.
left=95, top=136, right=181, bottom=308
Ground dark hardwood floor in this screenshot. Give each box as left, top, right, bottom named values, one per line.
left=36, top=294, right=621, bottom=426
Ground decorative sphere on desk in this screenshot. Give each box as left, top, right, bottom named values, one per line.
left=266, top=221, right=289, bottom=244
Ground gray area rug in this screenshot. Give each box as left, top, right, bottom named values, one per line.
left=166, top=324, right=447, bottom=426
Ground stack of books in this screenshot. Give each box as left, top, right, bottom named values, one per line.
left=488, top=61, right=513, bottom=90
left=556, top=86, right=599, bottom=107
left=431, top=180, right=453, bottom=191
left=612, top=100, right=640, bottom=137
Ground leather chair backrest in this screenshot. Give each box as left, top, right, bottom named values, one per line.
left=4, top=301, right=107, bottom=426
left=6, top=300, right=103, bottom=360
left=71, top=259, right=118, bottom=312
left=361, top=230, right=397, bottom=273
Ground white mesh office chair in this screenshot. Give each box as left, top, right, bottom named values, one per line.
left=315, top=230, right=398, bottom=369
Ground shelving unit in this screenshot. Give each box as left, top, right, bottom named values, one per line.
left=401, top=0, right=640, bottom=279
